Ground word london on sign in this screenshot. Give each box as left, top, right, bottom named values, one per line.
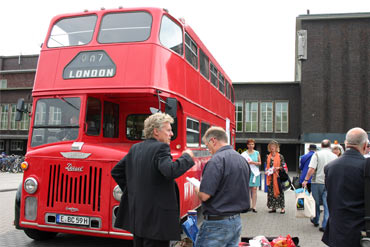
left=67, top=68, right=115, bottom=79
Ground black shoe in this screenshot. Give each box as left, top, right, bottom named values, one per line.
left=252, top=209, right=257, bottom=213
left=268, top=209, right=276, bottom=213
left=310, top=219, right=319, bottom=227
left=319, top=227, right=325, bottom=232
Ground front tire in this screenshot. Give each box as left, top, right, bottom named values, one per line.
left=24, top=229, right=57, bottom=241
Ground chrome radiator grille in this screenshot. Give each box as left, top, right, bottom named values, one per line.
left=46, top=164, right=102, bottom=212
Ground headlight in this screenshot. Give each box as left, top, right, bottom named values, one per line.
left=24, top=177, right=38, bottom=194
left=113, top=185, right=123, bottom=202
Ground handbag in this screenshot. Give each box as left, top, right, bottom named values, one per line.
left=292, top=176, right=301, bottom=190
left=278, top=168, right=292, bottom=191
left=295, top=189, right=315, bottom=218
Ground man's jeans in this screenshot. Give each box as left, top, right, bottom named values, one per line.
left=311, top=183, right=329, bottom=229
left=195, top=214, right=241, bottom=247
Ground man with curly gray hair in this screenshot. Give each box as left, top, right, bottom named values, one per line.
left=143, top=112, right=174, bottom=141
left=112, top=112, right=194, bottom=247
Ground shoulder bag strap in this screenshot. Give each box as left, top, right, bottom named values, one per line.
left=364, top=158, right=370, bottom=237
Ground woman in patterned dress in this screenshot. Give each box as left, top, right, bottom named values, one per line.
left=265, top=140, right=286, bottom=214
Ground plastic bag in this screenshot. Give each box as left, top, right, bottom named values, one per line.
left=249, top=236, right=272, bottom=247
left=271, top=235, right=296, bottom=247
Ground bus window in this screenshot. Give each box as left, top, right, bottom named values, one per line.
left=159, top=15, right=183, bottom=55
left=200, top=122, right=210, bottom=147
left=98, top=12, right=152, bottom=43
left=199, top=49, right=209, bottom=80
left=226, top=80, right=231, bottom=100
left=185, top=33, right=198, bottom=69
left=218, top=73, right=225, bottom=95
left=31, top=97, right=81, bottom=147
left=103, top=101, right=119, bottom=138
left=210, top=63, right=218, bottom=88
left=186, top=118, right=199, bottom=147
left=127, top=115, right=148, bottom=140
left=231, top=86, right=235, bottom=103
left=47, top=15, right=97, bottom=48
left=86, top=97, right=101, bottom=136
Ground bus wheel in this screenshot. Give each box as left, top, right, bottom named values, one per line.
left=24, top=229, right=57, bottom=241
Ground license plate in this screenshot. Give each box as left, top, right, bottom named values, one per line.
left=56, top=214, right=90, bottom=226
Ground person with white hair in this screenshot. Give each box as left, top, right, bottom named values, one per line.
left=111, top=113, right=195, bottom=247
left=322, top=127, right=369, bottom=247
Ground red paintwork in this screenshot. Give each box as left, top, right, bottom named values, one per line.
left=19, top=7, right=235, bottom=240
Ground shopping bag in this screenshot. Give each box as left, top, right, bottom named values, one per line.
left=295, top=189, right=315, bottom=218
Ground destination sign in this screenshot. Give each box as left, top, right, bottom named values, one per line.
left=63, top=50, right=116, bottom=79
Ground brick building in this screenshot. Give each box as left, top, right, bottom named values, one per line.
left=235, top=12, right=369, bottom=171
left=0, top=55, right=37, bottom=154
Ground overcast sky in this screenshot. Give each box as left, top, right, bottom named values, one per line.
left=1, top=0, right=370, bottom=82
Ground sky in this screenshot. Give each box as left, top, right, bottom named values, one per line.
left=1, top=0, right=370, bottom=82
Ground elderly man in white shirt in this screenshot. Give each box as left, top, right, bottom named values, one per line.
left=302, top=139, right=338, bottom=232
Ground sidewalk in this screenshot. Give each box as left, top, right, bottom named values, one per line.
left=0, top=172, right=327, bottom=246
left=240, top=189, right=328, bottom=246
left=0, top=172, right=23, bottom=192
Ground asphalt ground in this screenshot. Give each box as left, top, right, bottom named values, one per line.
left=0, top=172, right=327, bottom=246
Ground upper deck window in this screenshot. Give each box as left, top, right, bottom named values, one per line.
left=199, top=49, right=209, bottom=79
left=210, top=63, right=218, bottom=88
left=98, top=12, right=152, bottom=43
left=218, top=73, right=225, bottom=94
left=47, top=15, right=97, bottom=48
left=185, top=33, right=198, bottom=69
left=159, top=15, right=183, bottom=55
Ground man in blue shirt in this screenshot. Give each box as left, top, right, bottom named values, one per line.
left=299, top=144, right=317, bottom=193
left=194, top=127, right=250, bottom=247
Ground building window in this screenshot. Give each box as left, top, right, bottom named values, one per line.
left=235, top=101, right=243, bottom=132
left=10, top=104, right=18, bottom=130
left=186, top=118, right=199, bottom=147
left=0, top=140, right=4, bottom=151
left=275, top=101, right=289, bottom=133
left=260, top=102, right=273, bottom=132
left=0, top=79, right=7, bottom=89
left=19, top=104, right=31, bottom=130
left=0, top=104, right=9, bottom=130
left=10, top=140, right=24, bottom=151
left=245, top=101, right=258, bottom=132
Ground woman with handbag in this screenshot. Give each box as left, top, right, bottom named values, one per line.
left=265, top=140, right=286, bottom=214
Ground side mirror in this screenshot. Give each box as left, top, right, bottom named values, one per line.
left=165, top=98, right=177, bottom=118
left=15, top=98, right=25, bottom=121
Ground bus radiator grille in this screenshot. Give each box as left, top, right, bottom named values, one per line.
left=46, top=164, right=102, bottom=212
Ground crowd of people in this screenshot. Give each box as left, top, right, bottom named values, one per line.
left=111, top=112, right=370, bottom=247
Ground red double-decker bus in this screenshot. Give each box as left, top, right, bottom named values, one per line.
left=14, top=7, right=235, bottom=241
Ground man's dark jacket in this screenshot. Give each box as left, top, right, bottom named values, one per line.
left=111, top=138, right=194, bottom=241
left=322, top=148, right=366, bottom=247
